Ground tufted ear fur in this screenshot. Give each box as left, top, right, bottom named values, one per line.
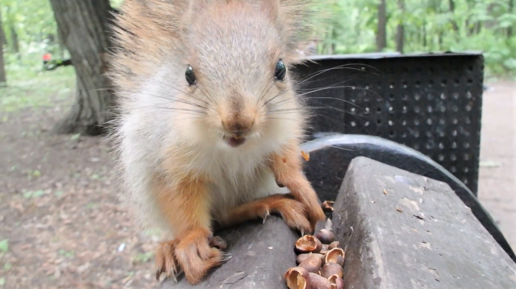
left=257, top=0, right=280, bottom=20
left=256, top=0, right=319, bottom=63
left=179, top=0, right=210, bottom=34
left=108, top=0, right=323, bottom=94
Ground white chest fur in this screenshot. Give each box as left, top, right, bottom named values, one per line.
left=190, top=138, right=287, bottom=219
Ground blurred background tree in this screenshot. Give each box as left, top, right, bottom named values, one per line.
left=0, top=9, right=7, bottom=85
left=312, top=0, right=516, bottom=75
left=0, top=0, right=514, bottom=134
left=47, top=0, right=115, bottom=135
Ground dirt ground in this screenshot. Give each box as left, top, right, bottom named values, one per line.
left=0, top=70, right=161, bottom=289
left=477, top=81, right=516, bottom=252
left=0, top=71, right=514, bottom=289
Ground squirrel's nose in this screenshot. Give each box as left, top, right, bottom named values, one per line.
left=222, top=117, right=255, bottom=136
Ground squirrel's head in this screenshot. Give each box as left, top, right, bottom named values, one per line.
left=179, top=0, right=316, bottom=148
left=111, top=0, right=318, bottom=149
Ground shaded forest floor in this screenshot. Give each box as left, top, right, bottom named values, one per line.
left=0, top=67, right=161, bottom=289
left=0, top=67, right=514, bottom=289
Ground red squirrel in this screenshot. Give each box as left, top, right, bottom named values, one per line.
left=108, top=0, right=326, bottom=284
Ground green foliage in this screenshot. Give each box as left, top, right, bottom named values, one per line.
left=3, top=263, right=12, bottom=271
left=0, top=65, right=74, bottom=112
left=0, top=239, right=8, bottom=253
left=0, top=0, right=514, bottom=81
left=315, top=0, right=516, bottom=77
left=110, top=0, right=124, bottom=8
left=0, top=0, right=121, bottom=74
left=57, top=249, right=74, bottom=258
left=132, top=251, right=154, bottom=264
left=1, top=0, right=59, bottom=57
left=22, top=190, right=45, bottom=198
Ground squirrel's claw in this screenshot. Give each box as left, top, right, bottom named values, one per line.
left=262, top=210, right=270, bottom=224
left=171, top=269, right=184, bottom=283
left=221, top=253, right=232, bottom=263
left=155, top=263, right=182, bottom=283
left=155, top=240, right=181, bottom=282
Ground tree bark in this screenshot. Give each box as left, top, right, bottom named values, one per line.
left=0, top=10, right=7, bottom=85
left=376, top=0, right=387, bottom=52
left=10, top=26, right=19, bottom=56
left=508, top=0, right=514, bottom=38
left=57, top=28, right=65, bottom=59
left=48, top=0, right=115, bottom=135
left=423, top=20, right=427, bottom=48
left=448, top=0, right=460, bottom=32
left=0, top=13, right=6, bottom=48
left=395, top=0, right=405, bottom=53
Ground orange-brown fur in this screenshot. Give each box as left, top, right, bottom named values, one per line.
left=108, top=0, right=317, bottom=93
left=217, top=194, right=311, bottom=232
left=109, top=0, right=326, bottom=285
left=269, top=141, right=326, bottom=229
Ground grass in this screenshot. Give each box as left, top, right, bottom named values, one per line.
left=0, top=62, right=75, bottom=113
left=0, top=239, right=8, bottom=254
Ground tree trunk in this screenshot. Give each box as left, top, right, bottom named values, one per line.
left=423, top=20, right=427, bottom=48
left=508, top=0, right=514, bottom=38
left=395, top=0, right=405, bottom=53
left=376, top=0, right=387, bottom=52
left=57, top=28, right=65, bottom=59
left=48, top=0, right=114, bottom=135
left=448, top=0, right=460, bottom=32
left=0, top=10, right=7, bottom=86
left=0, top=17, right=6, bottom=47
left=10, top=26, right=20, bottom=59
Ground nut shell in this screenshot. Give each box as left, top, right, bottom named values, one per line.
left=285, top=267, right=311, bottom=289
left=321, top=201, right=334, bottom=212
left=296, top=253, right=325, bottom=265
left=328, top=274, right=344, bottom=289
left=324, top=218, right=333, bottom=230
left=295, top=235, right=323, bottom=253
left=316, top=229, right=335, bottom=244
left=298, top=254, right=323, bottom=273
left=320, top=263, right=344, bottom=279
left=325, top=248, right=345, bottom=266
left=308, top=272, right=332, bottom=289
left=208, top=236, right=227, bottom=250
left=328, top=241, right=340, bottom=250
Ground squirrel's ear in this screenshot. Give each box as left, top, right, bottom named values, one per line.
left=282, top=40, right=316, bottom=64
left=177, top=0, right=210, bottom=34
left=263, top=0, right=319, bottom=63
left=257, top=0, right=281, bottom=21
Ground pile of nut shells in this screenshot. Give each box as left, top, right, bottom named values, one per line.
left=284, top=202, right=345, bottom=289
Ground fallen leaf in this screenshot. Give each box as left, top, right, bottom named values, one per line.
left=322, top=200, right=334, bottom=211
left=0, top=239, right=8, bottom=253
left=479, top=161, right=501, bottom=168
left=301, top=151, right=310, bottom=161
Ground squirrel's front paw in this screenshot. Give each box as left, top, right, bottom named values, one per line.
left=155, top=240, right=181, bottom=282
left=275, top=198, right=313, bottom=235
left=305, top=201, right=326, bottom=231
left=173, top=228, right=231, bottom=284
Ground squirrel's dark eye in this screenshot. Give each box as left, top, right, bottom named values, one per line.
left=274, top=59, right=286, bottom=81
left=185, top=64, right=196, bottom=85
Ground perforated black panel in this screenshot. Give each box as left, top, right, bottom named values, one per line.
left=292, top=53, right=484, bottom=196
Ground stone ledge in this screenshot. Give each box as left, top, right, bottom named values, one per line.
left=333, top=156, right=516, bottom=289
left=158, top=217, right=298, bottom=289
